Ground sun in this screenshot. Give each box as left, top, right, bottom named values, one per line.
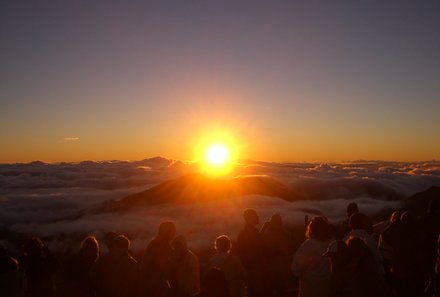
left=206, top=144, right=229, bottom=166
left=200, top=142, right=236, bottom=175
left=192, top=129, right=240, bottom=175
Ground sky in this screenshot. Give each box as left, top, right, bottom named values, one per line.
left=1, top=0, right=439, bottom=163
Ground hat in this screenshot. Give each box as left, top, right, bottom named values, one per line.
left=322, top=240, right=347, bottom=257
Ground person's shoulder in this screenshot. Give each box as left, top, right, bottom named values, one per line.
left=227, top=254, right=243, bottom=266
left=127, top=254, right=138, bottom=264
left=188, top=250, right=198, bottom=261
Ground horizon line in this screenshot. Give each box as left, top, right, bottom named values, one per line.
left=0, top=156, right=438, bottom=166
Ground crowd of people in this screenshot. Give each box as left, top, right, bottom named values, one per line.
left=1, top=201, right=439, bottom=297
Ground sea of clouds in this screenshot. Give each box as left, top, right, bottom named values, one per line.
left=1, top=158, right=439, bottom=254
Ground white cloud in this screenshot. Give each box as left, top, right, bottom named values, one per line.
left=62, top=137, right=80, bottom=142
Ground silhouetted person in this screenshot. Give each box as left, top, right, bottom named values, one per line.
left=196, top=268, right=231, bottom=297
left=432, top=234, right=440, bottom=297
left=170, top=235, right=200, bottom=297
left=0, top=255, right=27, bottom=297
left=91, top=235, right=138, bottom=297
left=420, top=198, right=440, bottom=295
left=379, top=211, right=401, bottom=278
left=236, top=208, right=269, bottom=297
left=291, top=216, right=332, bottom=297
left=63, top=236, right=100, bottom=297
left=337, top=203, right=359, bottom=239
left=19, top=237, right=58, bottom=297
left=206, top=235, right=245, bottom=297
left=323, top=240, right=352, bottom=297
left=388, top=211, right=425, bottom=297
left=344, top=212, right=383, bottom=275
left=104, top=231, right=118, bottom=253
left=345, top=237, right=392, bottom=297
left=261, top=214, right=292, bottom=297
left=140, top=221, right=176, bottom=297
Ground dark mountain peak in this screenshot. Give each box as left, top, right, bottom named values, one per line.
left=93, top=173, right=293, bottom=213
left=134, top=156, right=173, bottom=167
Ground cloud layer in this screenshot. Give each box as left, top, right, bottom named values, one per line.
left=1, top=158, right=439, bottom=254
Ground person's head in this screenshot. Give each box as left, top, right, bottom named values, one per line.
left=111, top=235, right=130, bottom=255
left=390, top=211, right=401, bottom=223
left=0, top=256, right=19, bottom=274
left=104, top=231, right=118, bottom=252
left=270, top=214, right=282, bottom=227
left=172, top=235, right=188, bottom=258
left=24, top=237, right=44, bottom=256
left=347, top=203, right=359, bottom=218
left=202, top=267, right=229, bottom=297
left=323, top=240, right=350, bottom=271
left=158, top=221, right=176, bottom=242
left=80, top=236, right=99, bottom=260
left=243, top=208, right=259, bottom=226
left=306, top=216, right=332, bottom=241
left=215, top=235, right=231, bottom=253
left=400, top=211, right=417, bottom=228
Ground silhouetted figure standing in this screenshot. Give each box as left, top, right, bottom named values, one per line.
left=104, top=231, right=118, bottom=253
left=236, top=208, right=269, bottom=297
left=91, top=235, right=139, bottom=297
left=140, top=221, right=176, bottom=297
left=344, top=212, right=383, bottom=275
left=420, top=199, right=440, bottom=296
left=323, top=240, right=352, bottom=297
left=63, top=236, right=100, bottom=297
left=432, top=234, right=440, bottom=297
left=170, top=235, right=200, bottom=297
left=0, top=255, right=27, bottom=297
left=196, top=268, right=231, bottom=297
left=379, top=211, right=401, bottom=279
left=261, top=214, right=292, bottom=297
left=19, top=237, right=58, bottom=297
left=337, top=203, right=359, bottom=239
left=291, top=216, right=332, bottom=297
left=345, top=237, right=392, bottom=297
left=206, top=235, right=246, bottom=297
left=388, top=211, right=425, bottom=297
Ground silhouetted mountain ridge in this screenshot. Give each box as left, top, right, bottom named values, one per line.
left=92, top=172, right=410, bottom=214
left=94, top=173, right=292, bottom=213
left=403, top=186, right=440, bottom=216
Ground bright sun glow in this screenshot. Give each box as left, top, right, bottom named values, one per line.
left=193, top=128, right=240, bottom=175
left=206, top=144, right=229, bottom=166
